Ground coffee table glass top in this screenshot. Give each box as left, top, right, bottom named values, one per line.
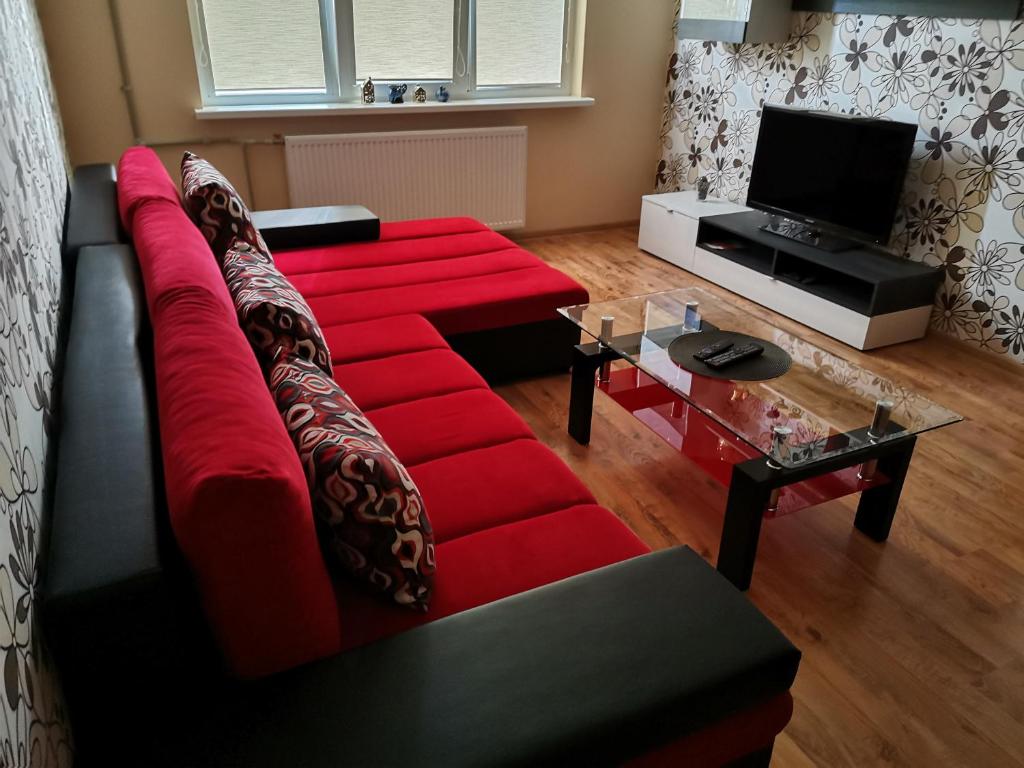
left=559, top=287, right=961, bottom=468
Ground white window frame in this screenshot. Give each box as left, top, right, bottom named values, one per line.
left=188, top=0, right=578, bottom=108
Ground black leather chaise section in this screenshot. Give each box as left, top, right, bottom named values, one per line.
left=63, top=164, right=122, bottom=264
left=169, top=546, right=800, bottom=768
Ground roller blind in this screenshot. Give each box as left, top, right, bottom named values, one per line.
left=202, top=0, right=326, bottom=92
left=475, top=0, right=566, bottom=86
left=352, top=0, right=455, bottom=81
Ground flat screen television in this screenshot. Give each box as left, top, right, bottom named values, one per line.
left=746, top=106, right=917, bottom=246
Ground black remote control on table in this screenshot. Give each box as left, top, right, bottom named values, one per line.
left=693, top=340, right=734, bottom=362
left=704, top=342, right=764, bottom=370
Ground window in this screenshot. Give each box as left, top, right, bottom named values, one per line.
left=188, top=0, right=578, bottom=107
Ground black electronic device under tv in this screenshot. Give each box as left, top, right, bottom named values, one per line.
left=746, top=106, right=916, bottom=250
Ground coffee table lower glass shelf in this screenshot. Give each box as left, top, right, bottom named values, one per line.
left=558, top=288, right=961, bottom=590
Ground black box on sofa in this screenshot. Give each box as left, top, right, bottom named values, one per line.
left=252, top=205, right=380, bottom=250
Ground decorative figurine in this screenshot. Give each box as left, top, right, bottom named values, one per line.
left=435, top=85, right=450, bottom=103
left=414, top=85, right=427, bottom=103
left=697, top=176, right=710, bottom=200
left=388, top=83, right=407, bottom=104
left=361, top=77, right=375, bottom=104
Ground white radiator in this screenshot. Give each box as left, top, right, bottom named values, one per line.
left=284, top=127, right=528, bottom=230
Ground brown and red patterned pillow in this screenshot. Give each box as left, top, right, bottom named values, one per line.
left=180, top=151, right=268, bottom=261
left=269, top=353, right=435, bottom=611
left=221, top=238, right=333, bottom=376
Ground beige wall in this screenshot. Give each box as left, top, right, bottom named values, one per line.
left=38, top=0, right=673, bottom=235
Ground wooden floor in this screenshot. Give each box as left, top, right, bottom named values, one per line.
left=499, top=226, right=1024, bottom=768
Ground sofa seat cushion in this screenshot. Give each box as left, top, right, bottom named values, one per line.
left=377, top=216, right=490, bottom=242
left=222, top=239, right=333, bottom=375
left=336, top=504, right=649, bottom=650
left=306, top=268, right=588, bottom=337
left=409, top=439, right=597, bottom=543
left=275, top=228, right=511, bottom=276
left=320, top=314, right=449, bottom=367
left=270, top=354, right=435, bottom=612
left=330, top=348, right=488, bottom=411
left=274, top=220, right=589, bottom=336
left=364, top=389, right=535, bottom=467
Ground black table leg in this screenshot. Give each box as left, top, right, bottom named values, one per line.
left=568, top=343, right=617, bottom=446
left=716, top=460, right=773, bottom=591
left=854, top=434, right=917, bottom=541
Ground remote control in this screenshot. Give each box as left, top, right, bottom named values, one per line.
left=704, top=342, right=764, bottom=370
left=693, top=340, right=734, bottom=362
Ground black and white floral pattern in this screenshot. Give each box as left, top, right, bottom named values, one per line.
left=658, top=13, right=1024, bottom=364
left=0, top=0, right=72, bottom=765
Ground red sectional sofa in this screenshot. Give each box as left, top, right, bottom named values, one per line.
left=41, top=152, right=801, bottom=767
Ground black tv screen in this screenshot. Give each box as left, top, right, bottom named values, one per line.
left=746, top=106, right=917, bottom=245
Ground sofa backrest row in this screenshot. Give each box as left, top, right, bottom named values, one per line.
left=116, top=148, right=342, bottom=676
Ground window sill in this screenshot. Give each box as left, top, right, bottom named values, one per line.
left=194, top=95, right=594, bottom=120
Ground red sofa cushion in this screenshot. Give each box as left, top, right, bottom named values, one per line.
left=116, top=147, right=181, bottom=234
left=320, top=314, right=449, bottom=366
left=364, top=389, right=535, bottom=467
left=222, top=238, right=333, bottom=375
left=409, top=439, right=597, bottom=543
left=150, top=287, right=341, bottom=677
left=130, top=192, right=234, bottom=320
left=275, top=221, right=589, bottom=336
left=336, top=504, right=649, bottom=650
left=330, top=348, right=488, bottom=411
left=269, top=354, right=435, bottom=612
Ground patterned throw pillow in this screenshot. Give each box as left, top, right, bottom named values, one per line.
left=180, top=151, right=268, bottom=260
left=221, top=239, right=333, bottom=376
left=269, top=353, right=435, bottom=612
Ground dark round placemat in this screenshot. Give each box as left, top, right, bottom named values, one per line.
left=667, top=330, right=792, bottom=381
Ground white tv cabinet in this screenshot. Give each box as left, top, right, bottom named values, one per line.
left=638, top=191, right=942, bottom=350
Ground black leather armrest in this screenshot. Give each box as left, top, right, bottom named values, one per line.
left=187, top=547, right=800, bottom=767
left=252, top=204, right=380, bottom=250
left=63, top=164, right=122, bottom=265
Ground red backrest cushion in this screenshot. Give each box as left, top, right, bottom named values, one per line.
left=116, top=147, right=181, bottom=234
left=131, top=195, right=236, bottom=319
left=123, top=147, right=342, bottom=677
left=150, top=289, right=341, bottom=677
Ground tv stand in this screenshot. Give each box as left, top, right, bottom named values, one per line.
left=759, top=215, right=854, bottom=253
left=638, top=192, right=943, bottom=350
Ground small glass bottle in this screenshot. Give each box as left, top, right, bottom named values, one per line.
left=683, top=301, right=701, bottom=332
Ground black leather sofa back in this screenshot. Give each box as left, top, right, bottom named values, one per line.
left=42, top=171, right=219, bottom=761
left=62, top=163, right=122, bottom=270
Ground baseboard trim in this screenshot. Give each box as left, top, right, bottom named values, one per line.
left=511, top=220, right=640, bottom=241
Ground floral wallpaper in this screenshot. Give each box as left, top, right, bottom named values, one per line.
left=0, top=0, right=72, bottom=765
left=657, top=13, right=1024, bottom=364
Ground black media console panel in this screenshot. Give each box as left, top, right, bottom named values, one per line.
left=696, top=210, right=943, bottom=317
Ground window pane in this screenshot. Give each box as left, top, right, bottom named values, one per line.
left=476, top=0, right=565, bottom=86
left=203, top=0, right=326, bottom=92
left=352, top=0, right=454, bottom=81
left=681, top=0, right=749, bottom=21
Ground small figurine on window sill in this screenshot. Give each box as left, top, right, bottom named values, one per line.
left=697, top=176, right=710, bottom=201
left=388, top=83, right=407, bottom=104
left=413, top=85, right=427, bottom=103
left=436, top=85, right=450, bottom=103
left=361, top=77, right=375, bottom=104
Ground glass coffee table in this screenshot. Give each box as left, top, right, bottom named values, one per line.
left=559, top=287, right=961, bottom=590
